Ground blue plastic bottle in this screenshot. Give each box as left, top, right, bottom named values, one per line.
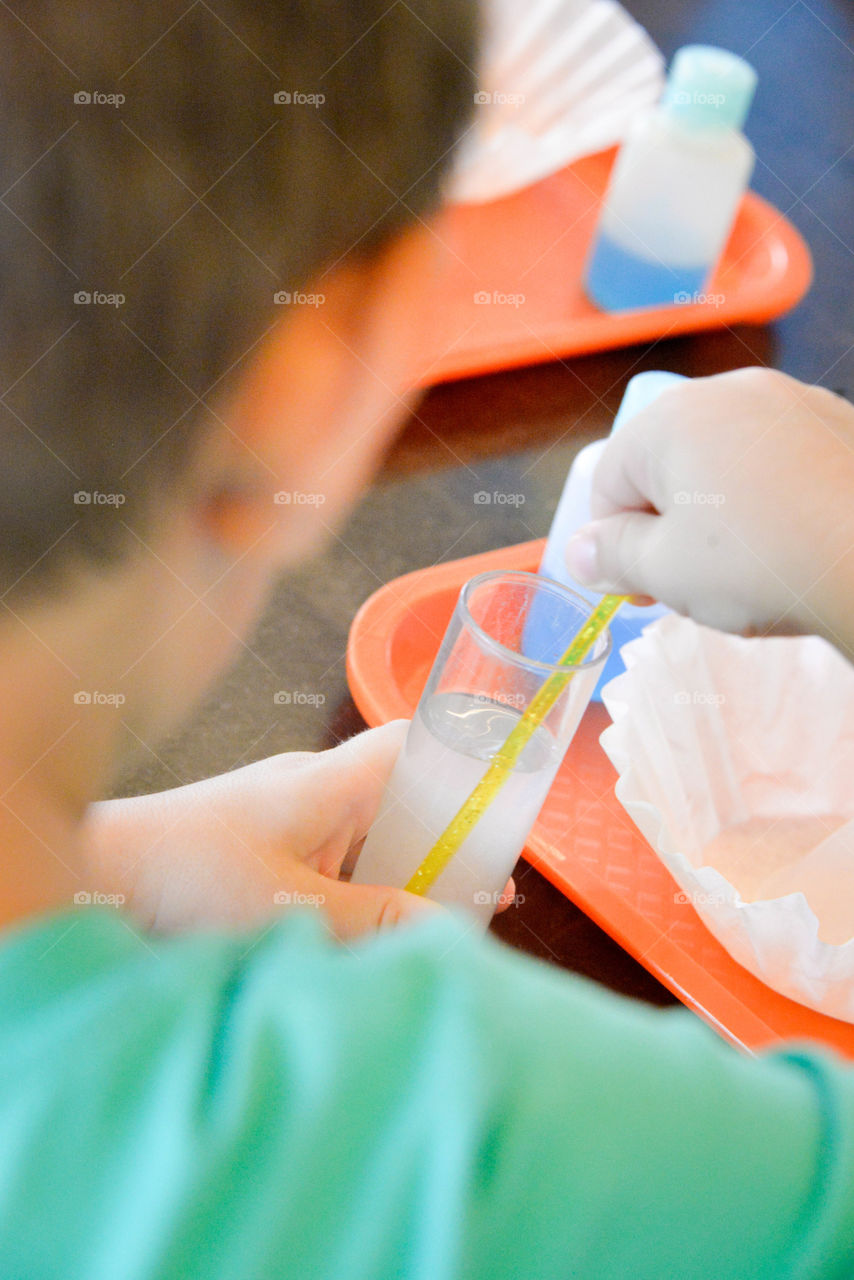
left=532, top=371, right=686, bottom=699
left=585, top=45, right=757, bottom=312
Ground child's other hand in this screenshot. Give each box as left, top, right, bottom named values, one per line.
left=83, top=721, right=515, bottom=940
left=565, top=369, right=854, bottom=649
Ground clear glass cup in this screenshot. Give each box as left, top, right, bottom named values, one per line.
left=351, top=570, right=612, bottom=926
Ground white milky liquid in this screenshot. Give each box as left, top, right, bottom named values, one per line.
left=351, top=691, right=562, bottom=926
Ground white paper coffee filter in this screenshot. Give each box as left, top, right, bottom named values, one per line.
left=447, top=0, right=664, bottom=204
left=599, top=614, right=854, bottom=1022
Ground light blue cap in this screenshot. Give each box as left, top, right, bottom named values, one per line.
left=662, top=44, right=757, bottom=132
left=611, top=370, right=687, bottom=435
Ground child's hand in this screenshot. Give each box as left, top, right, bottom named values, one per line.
left=83, top=722, right=515, bottom=940
left=564, top=369, right=854, bottom=654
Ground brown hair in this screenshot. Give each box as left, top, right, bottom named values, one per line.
left=0, top=2, right=476, bottom=597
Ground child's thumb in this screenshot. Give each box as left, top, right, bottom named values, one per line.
left=312, top=875, right=444, bottom=941
left=565, top=512, right=664, bottom=599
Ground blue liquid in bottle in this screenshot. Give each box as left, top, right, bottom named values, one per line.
left=585, top=233, right=707, bottom=312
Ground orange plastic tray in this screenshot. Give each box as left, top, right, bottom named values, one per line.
left=418, top=149, right=812, bottom=385
left=347, top=539, right=854, bottom=1059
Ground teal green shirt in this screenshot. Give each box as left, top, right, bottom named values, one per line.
left=0, top=906, right=852, bottom=1278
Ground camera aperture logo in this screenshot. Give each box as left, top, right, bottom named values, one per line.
left=673, top=690, right=725, bottom=707
left=673, top=290, right=725, bottom=307
left=472, top=690, right=526, bottom=709
left=674, top=889, right=726, bottom=907
left=73, top=690, right=126, bottom=707
left=473, top=490, right=525, bottom=507
left=474, top=91, right=525, bottom=108
left=674, top=490, right=725, bottom=507
left=73, top=90, right=125, bottom=108
left=273, top=890, right=326, bottom=905
left=274, top=290, right=325, bottom=307
left=273, top=490, right=326, bottom=506
left=273, top=90, right=325, bottom=107
left=274, top=690, right=326, bottom=707
left=473, top=889, right=524, bottom=907
left=671, top=89, right=726, bottom=109
left=473, top=290, right=525, bottom=308
left=74, top=490, right=126, bottom=507
left=74, top=291, right=125, bottom=307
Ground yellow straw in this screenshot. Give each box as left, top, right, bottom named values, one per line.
left=405, top=593, right=628, bottom=896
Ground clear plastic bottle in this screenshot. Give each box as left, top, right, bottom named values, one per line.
left=585, top=45, right=757, bottom=312
left=534, top=370, right=686, bottom=699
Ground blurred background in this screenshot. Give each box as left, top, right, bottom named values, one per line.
left=119, top=0, right=853, bottom=794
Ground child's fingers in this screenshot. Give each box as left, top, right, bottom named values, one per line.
left=493, top=877, right=516, bottom=913
left=308, top=871, right=443, bottom=940
left=316, top=875, right=518, bottom=937
left=323, top=719, right=410, bottom=847
left=588, top=381, right=689, bottom=521
left=253, top=720, right=409, bottom=879
left=273, top=857, right=518, bottom=936
left=565, top=513, right=668, bottom=600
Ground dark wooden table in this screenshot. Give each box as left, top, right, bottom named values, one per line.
left=121, top=0, right=854, bottom=1011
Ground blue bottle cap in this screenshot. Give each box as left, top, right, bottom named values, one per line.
left=662, top=44, right=757, bottom=132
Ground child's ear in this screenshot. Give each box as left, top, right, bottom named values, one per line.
left=195, top=224, right=439, bottom=567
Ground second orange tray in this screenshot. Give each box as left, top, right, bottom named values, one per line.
left=417, top=149, right=812, bottom=386
left=346, top=539, right=854, bottom=1060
